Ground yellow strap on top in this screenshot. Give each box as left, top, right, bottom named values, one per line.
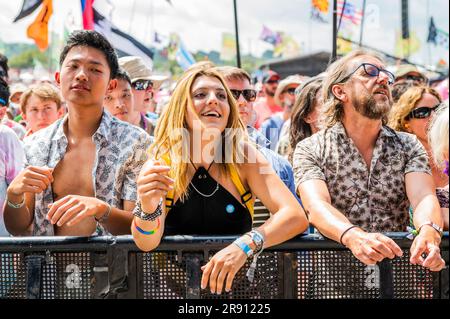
left=161, top=153, right=254, bottom=219
left=229, top=165, right=254, bottom=219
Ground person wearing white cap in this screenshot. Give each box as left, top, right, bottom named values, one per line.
left=260, top=75, right=304, bottom=150
left=119, top=56, right=167, bottom=136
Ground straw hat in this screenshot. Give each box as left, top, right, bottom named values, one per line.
left=118, top=56, right=167, bottom=89
left=274, top=75, right=304, bottom=106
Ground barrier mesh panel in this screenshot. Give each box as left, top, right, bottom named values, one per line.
left=141, top=252, right=186, bottom=299
left=0, top=253, right=26, bottom=299
left=296, top=250, right=380, bottom=299
left=41, top=253, right=92, bottom=299
left=201, top=251, right=281, bottom=299
left=392, top=250, right=434, bottom=299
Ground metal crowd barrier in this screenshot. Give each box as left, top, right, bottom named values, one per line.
left=0, top=233, right=448, bottom=299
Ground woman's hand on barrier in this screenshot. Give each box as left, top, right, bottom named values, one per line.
left=137, top=160, right=173, bottom=213
left=200, top=243, right=248, bottom=294
left=7, top=166, right=54, bottom=201
left=47, top=195, right=109, bottom=227
left=410, top=227, right=445, bottom=272
left=343, top=228, right=403, bottom=265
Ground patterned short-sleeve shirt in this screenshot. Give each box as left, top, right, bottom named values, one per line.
left=293, top=122, right=431, bottom=232
left=23, top=110, right=153, bottom=236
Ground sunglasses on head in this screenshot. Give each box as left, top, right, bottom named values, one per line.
left=404, top=75, right=426, bottom=83
left=132, top=79, right=153, bottom=91
left=230, top=89, right=257, bottom=102
left=285, top=88, right=297, bottom=95
left=406, top=104, right=440, bottom=119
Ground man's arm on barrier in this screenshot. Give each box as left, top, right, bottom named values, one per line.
left=298, top=179, right=403, bottom=265
left=4, top=166, right=53, bottom=235
left=406, top=172, right=445, bottom=272
left=46, top=196, right=135, bottom=235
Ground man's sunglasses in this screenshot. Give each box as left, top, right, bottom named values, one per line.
left=266, top=79, right=279, bottom=84
left=230, top=89, right=257, bottom=102
left=132, top=79, right=153, bottom=91
left=344, top=63, right=395, bottom=85
left=406, top=105, right=440, bottom=119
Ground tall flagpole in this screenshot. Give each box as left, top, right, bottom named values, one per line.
left=359, top=0, right=367, bottom=47
left=331, top=0, right=338, bottom=62
left=233, top=0, right=242, bottom=68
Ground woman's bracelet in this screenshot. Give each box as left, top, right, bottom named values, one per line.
left=339, top=225, right=359, bottom=246
left=133, top=218, right=161, bottom=236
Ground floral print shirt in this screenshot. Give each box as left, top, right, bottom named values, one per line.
left=23, top=110, right=152, bottom=236
left=293, top=122, right=431, bottom=232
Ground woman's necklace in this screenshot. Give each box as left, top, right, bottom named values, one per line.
left=189, top=159, right=219, bottom=197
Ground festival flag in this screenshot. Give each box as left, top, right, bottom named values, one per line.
left=395, top=30, right=421, bottom=58
left=273, top=33, right=300, bottom=58
left=337, top=37, right=353, bottom=55
left=167, top=33, right=195, bottom=70
left=220, top=33, right=236, bottom=61
left=81, top=0, right=95, bottom=30
left=337, top=0, right=363, bottom=25
left=427, top=17, right=449, bottom=49
left=311, top=0, right=329, bottom=23
left=259, top=25, right=282, bottom=46
left=13, top=0, right=43, bottom=22
left=93, top=8, right=155, bottom=69
left=26, top=0, right=53, bottom=52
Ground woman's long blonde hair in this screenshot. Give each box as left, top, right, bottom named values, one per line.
left=388, top=86, right=442, bottom=132
left=150, top=67, right=248, bottom=201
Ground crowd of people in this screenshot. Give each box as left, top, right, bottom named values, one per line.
left=0, top=30, right=448, bottom=294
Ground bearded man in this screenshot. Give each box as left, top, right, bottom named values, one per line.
left=293, top=50, right=445, bottom=274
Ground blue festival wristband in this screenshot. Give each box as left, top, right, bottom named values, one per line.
left=233, top=238, right=253, bottom=257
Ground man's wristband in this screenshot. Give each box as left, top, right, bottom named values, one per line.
left=6, top=196, right=25, bottom=209
left=418, top=222, right=443, bottom=238
left=339, top=225, right=359, bottom=246
left=94, top=203, right=112, bottom=223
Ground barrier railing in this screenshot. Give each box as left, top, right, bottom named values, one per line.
left=0, top=233, right=448, bottom=299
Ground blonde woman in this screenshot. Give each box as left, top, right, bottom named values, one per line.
left=388, top=86, right=448, bottom=188
left=428, top=104, right=449, bottom=230
left=132, top=67, right=308, bottom=294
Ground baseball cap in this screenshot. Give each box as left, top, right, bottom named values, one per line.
left=274, top=75, right=304, bottom=105
left=118, top=56, right=168, bottom=89
left=262, top=70, right=281, bottom=84
left=395, top=64, right=427, bottom=82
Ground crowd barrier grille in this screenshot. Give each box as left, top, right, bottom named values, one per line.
left=0, top=233, right=448, bottom=299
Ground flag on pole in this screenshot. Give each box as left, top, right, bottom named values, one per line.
left=273, top=33, right=300, bottom=58
left=92, top=8, right=155, bottom=69
left=337, top=0, right=363, bottom=25
left=167, top=33, right=195, bottom=70
left=26, top=0, right=53, bottom=52
left=81, top=0, right=95, bottom=30
left=311, top=0, right=329, bottom=23
left=220, top=33, right=236, bottom=61
left=13, top=0, right=43, bottom=22
left=427, top=17, right=449, bottom=49
left=259, top=25, right=282, bottom=46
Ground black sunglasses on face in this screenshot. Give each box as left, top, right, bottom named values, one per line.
left=230, top=89, right=257, bottom=102
left=132, top=79, right=153, bottom=91
left=407, top=105, right=440, bottom=119
left=345, top=63, right=395, bottom=85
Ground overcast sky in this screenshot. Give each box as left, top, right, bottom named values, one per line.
left=0, top=0, right=448, bottom=67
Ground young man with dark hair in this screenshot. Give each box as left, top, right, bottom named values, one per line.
left=5, top=30, right=152, bottom=236
left=104, top=68, right=142, bottom=128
